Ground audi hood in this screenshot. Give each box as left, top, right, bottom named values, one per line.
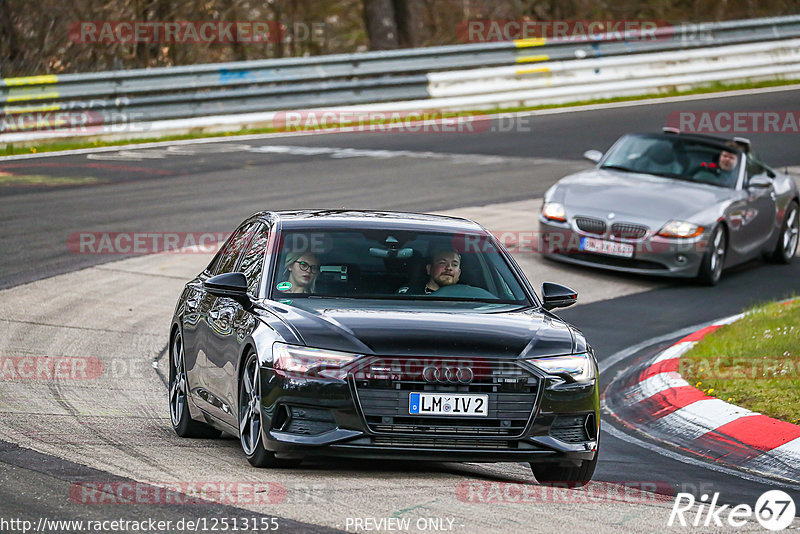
left=263, top=300, right=576, bottom=359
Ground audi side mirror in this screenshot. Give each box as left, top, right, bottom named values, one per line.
left=205, top=272, right=252, bottom=308
left=541, top=282, right=578, bottom=310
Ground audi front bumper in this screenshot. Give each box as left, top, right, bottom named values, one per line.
left=258, top=362, right=600, bottom=465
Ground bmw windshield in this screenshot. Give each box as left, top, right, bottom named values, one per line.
left=601, top=134, right=742, bottom=188
left=269, top=229, right=531, bottom=305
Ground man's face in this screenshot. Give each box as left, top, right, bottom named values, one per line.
left=427, top=252, right=461, bottom=288
left=719, top=151, right=738, bottom=172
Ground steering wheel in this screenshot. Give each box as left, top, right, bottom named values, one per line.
left=430, top=284, right=497, bottom=299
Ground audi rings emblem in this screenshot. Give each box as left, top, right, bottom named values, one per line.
left=422, top=365, right=474, bottom=384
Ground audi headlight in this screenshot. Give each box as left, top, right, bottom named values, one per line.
left=542, top=202, right=567, bottom=222
left=527, top=353, right=595, bottom=383
left=272, top=342, right=361, bottom=380
left=657, top=220, right=704, bottom=238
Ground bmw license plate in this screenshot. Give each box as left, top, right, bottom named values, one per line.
left=409, top=392, right=488, bottom=417
left=580, top=236, right=634, bottom=258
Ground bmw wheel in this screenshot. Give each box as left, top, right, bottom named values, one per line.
left=169, top=331, right=220, bottom=438
left=697, top=225, right=726, bottom=286
left=771, top=201, right=799, bottom=264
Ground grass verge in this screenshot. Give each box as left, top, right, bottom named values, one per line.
left=3, top=78, right=800, bottom=158
left=680, top=298, right=800, bottom=424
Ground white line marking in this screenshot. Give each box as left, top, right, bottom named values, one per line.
left=249, top=145, right=522, bottom=165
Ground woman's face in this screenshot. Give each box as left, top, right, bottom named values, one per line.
left=286, top=253, right=319, bottom=293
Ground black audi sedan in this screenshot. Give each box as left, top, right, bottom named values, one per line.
left=169, top=211, right=599, bottom=484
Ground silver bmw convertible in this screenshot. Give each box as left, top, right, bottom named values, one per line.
left=539, top=130, right=799, bottom=285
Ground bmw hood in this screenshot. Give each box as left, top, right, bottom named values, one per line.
left=556, top=169, right=732, bottom=224
left=266, top=301, right=575, bottom=359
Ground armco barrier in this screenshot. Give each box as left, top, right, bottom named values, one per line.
left=2, top=15, right=800, bottom=142
left=426, top=38, right=800, bottom=108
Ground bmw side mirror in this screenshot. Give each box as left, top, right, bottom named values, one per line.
left=541, top=282, right=578, bottom=310
left=205, top=272, right=252, bottom=308
left=583, top=150, right=603, bottom=164
left=748, top=175, right=773, bottom=189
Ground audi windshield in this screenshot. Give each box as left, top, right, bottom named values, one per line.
left=268, top=229, right=532, bottom=305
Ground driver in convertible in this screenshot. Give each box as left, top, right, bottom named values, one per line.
left=397, top=249, right=461, bottom=295
left=693, top=144, right=739, bottom=186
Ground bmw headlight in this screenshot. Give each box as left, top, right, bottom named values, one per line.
left=542, top=202, right=567, bottom=222
left=657, top=220, right=704, bottom=238
left=272, top=342, right=361, bottom=380
left=527, top=353, right=595, bottom=383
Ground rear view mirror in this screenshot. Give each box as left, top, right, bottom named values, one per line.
left=369, top=247, right=414, bottom=259
left=541, top=282, right=578, bottom=310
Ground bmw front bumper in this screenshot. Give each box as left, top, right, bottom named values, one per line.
left=538, top=217, right=711, bottom=278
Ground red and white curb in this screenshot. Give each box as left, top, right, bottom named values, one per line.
left=606, top=309, right=800, bottom=482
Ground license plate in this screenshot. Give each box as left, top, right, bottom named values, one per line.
left=409, top=392, right=488, bottom=417
left=580, top=236, right=634, bottom=258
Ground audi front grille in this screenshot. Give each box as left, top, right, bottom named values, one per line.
left=352, top=358, right=540, bottom=440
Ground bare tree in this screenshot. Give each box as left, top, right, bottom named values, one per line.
left=3, top=0, right=800, bottom=76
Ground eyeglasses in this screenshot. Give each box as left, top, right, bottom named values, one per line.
left=294, top=261, right=319, bottom=273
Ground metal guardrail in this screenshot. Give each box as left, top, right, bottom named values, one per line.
left=2, top=15, right=800, bottom=136
left=426, top=38, right=800, bottom=109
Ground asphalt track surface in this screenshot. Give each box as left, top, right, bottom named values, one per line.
left=1, top=87, right=800, bottom=531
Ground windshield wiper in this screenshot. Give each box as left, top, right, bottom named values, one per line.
left=600, top=164, right=638, bottom=173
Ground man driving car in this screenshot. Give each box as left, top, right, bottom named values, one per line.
left=691, top=143, right=740, bottom=187
left=397, top=249, right=461, bottom=295
left=719, top=148, right=738, bottom=173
